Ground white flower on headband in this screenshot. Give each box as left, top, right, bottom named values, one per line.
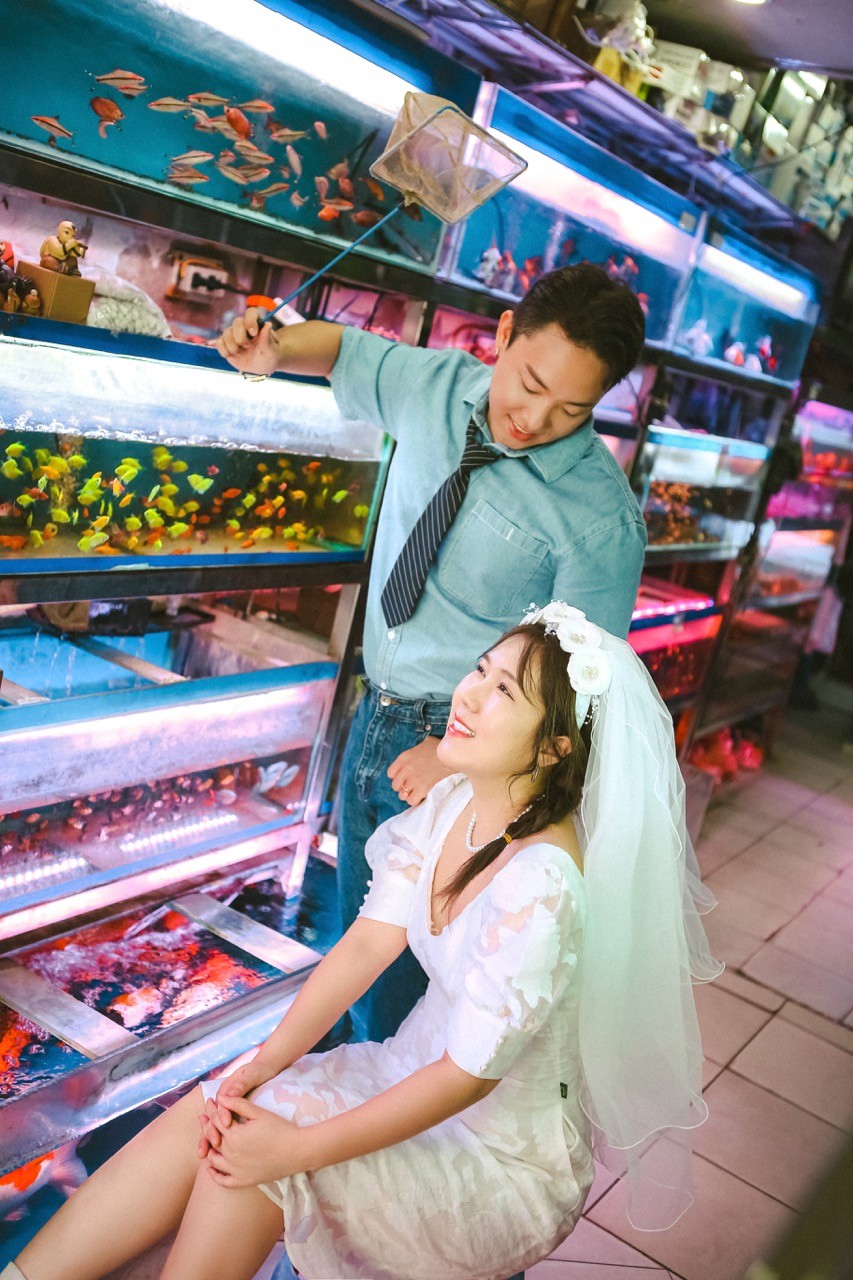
left=556, top=617, right=602, bottom=653
left=568, top=647, right=612, bottom=696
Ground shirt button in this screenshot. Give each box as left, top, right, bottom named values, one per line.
left=380, top=682, right=387, bottom=690
left=424, top=724, right=431, bottom=733
left=387, top=629, right=395, bottom=640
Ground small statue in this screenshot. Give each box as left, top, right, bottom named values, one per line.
left=2, top=288, right=21, bottom=313
left=21, top=288, right=41, bottom=315
left=39, top=220, right=88, bottom=275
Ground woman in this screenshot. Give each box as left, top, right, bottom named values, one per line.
left=5, top=602, right=720, bottom=1280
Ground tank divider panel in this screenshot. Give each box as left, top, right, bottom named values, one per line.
left=0, top=678, right=47, bottom=706
left=68, top=637, right=187, bottom=686
left=0, top=961, right=138, bottom=1058
left=174, top=892, right=321, bottom=975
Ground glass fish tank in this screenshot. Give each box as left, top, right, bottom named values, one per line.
left=793, top=399, right=853, bottom=478
left=0, top=1004, right=86, bottom=1103
left=671, top=224, right=820, bottom=387
left=634, top=427, right=769, bottom=554
left=0, top=607, right=335, bottom=932
left=662, top=370, right=785, bottom=447
left=0, top=332, right=390, bottom=571
left=442, top=88, right=700, bottom=343
left=629, top=577, right=722, bottom=702
left=0, top=0, right=479, bottom=276
left=16, top=907, right=282, bottom=1038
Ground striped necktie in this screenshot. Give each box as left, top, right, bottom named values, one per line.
left=381, top=418, right=498, bottom=628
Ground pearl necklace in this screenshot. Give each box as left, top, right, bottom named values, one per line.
left=465, top=804, right=533, bottom=854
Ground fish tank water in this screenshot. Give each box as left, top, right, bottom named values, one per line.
left=0, top=333, right=390, bottom=570
left=0, top=0, right=479, bottom=275
left=793, top=399, right=853, bottom=477
left=441, top=89, right=700, bottom=344
left=634, top=428, right=769, bottom=553
left=671, top=225, right=820, bottom=386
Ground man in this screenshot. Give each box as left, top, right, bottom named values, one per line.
left=217, top=262, right=646, bottom=1043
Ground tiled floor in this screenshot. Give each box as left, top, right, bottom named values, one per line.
left=532, top=685, right=853, bottom=1280
left=106, top=687, right=853, bottom=1280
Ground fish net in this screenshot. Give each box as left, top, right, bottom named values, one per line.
left=369, top=92, right=526, bottom=223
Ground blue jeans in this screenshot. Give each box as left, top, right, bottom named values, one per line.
left=337, top=681, right=452, bottom=1042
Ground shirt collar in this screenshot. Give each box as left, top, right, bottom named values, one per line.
left=464, top=381, right=594, bottom=484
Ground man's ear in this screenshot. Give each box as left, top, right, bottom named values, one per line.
left=495, top=309, right=515, bottom=353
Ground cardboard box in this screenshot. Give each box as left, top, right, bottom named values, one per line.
left=16, top=259, right=94, bottom=324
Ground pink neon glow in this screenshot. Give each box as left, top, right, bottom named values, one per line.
left=629, top=614, right=721, bottom=654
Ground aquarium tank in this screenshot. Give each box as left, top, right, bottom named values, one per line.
left=0, top=0, right=479, bottom=276
left=442, top=88, right=701, bottom=344
left=671, top=224, right=820, bottom=386
left=0, top=333, right=389, bottom=570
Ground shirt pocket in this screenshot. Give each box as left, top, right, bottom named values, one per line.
left=437, top=498, right=551, bottom=620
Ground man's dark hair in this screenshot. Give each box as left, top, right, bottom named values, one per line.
left=509, top=262, right=646, bottom=389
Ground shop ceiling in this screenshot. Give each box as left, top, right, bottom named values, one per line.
left=642, top=0, right=853, bottom=79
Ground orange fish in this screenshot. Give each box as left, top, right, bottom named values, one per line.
left=225, top=106, right=252, bottom=139
left=364, top=177, right=385, bottom=201
left=285, top=144, right=302, bottom=178
left=94, top=69, right=149, bottom=97
left=0, top=1143, right=87, bottom=1219
left=0, top=534, right=27, bottom=549
left=338, top=176, right=355, bottom=199
left=90, top=96, right=123, bottom=138
left=317, top=206, right=339, bottom=222
left=222, top=488, right=242, bottom=499
left=238, top=99, right=275, bottom=113
left=327, top=160, right=349, bottom=181
left=31, top=115, right=73, bottom=146
left=235, top=141, right=274, bottom=163
left=322, top=198, right=354, bottom=211
left=148, top=97, right=189, bottom=112
left=315, top=176, right=329, bottom=201
left=266, top=121, right=308, bottom=143
left=188, top=91, right=229, bottom=107
left=352, top=209, right=382, bottom=228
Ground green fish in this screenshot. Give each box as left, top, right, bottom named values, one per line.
left=51, top=508, right=70, bottom=523
left=188, top=474, right=213, bottom=494
left=167, top=521, right=189, bottom=538
left=1, top=460, right=24, bottom=480
left=4, top=442, right=25, bottom=458
left=331, top=489, right=348, bottom=503
left=124, top=516, right=142, bottom=531
left=68, top=454, right=87, bottom=469
left=354, top=504, right=370, bottom=519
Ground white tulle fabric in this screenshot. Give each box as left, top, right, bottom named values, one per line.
left=575, top=630, right=723, bottom=1230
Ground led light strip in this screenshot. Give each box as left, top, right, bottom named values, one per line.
left=0, top=853, right=91, bottom=897
left=119, top=810, right=241, bottom=855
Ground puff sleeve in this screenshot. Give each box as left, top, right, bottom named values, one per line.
left=358, top=776, right=466, bottom=929
left=445, top=851, right=584, bottom=1079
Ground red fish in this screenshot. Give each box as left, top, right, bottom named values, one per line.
left=285, top=144, right=302, bottom=178
left=338, top=176, right=355, bottom=199
left=94, top=69, right=149, bottom=97
left=0, top=1143, right=87, bottom=1221
left=317, top=207, right=339, bottom=221
left=315, top=176, right=329, bottom=201
left=90, top=96, right=124, bottom=138
left=225, top=106, right=252, bottom=140
left=313, top=120, right=328, bottom=139
left=206, top=465, right=219, bottom=476
left=31, top=115, right=73, bottom=146
left=238, top=99, right=275, bottom=113
left=351, top=209, right=382, bottom=228
left=364, top=177, right=385, bottom=201
left=322, top=198, right=354, bottom=211
left=327, top=160, right=349, bottom=181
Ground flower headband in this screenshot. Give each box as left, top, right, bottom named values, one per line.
left=521, top=601, right=612, bottom=728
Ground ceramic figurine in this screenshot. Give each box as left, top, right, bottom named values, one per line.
left=682, top=318, right=714, bottom=359
left=743, top=353, right=763, bottom=373
left=21, top=288, right=41, bottom=315
left=2, top=288, right=21, bottom=312
left=39, top=220, right=88, bottom=275
left=723, top=340, right=746, bottom=367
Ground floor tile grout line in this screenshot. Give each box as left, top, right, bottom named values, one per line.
left=752, top=939, right=853, bottom=1008
left=688, top=1146, right=817, bottom=1215
left=726, top=1063, right=850, bottom=1134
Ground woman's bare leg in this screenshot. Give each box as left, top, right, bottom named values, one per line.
left=15, top=1085, right=207, bottom=1280
left=160, top=1164, right=283, bottom=1280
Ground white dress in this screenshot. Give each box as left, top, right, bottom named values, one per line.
left=203, top=775, right=593, bottom=1280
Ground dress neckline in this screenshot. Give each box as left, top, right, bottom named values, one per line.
left=424, top=778, right=584, bottom=939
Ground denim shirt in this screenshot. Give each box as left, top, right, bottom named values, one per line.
left=331, top=328, right=646, bottom=700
